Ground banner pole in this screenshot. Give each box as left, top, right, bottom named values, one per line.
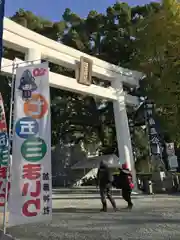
left=0, top=0, right=5, bottom=70
left=3, top=61, right=16, bottom=234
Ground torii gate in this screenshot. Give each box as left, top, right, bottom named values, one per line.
left=1, top=17, right=143, bottom=185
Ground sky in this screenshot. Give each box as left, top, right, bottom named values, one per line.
left=5, top=0, right=158, bottom=21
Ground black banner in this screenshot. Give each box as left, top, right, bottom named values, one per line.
left=144, top=100, right=164, bottom=157
left=128, top=118, right=136, bottom=161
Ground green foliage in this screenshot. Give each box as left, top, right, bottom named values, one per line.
left=134, top=127, right=149, bottom=160
left=0, top=75, right=11, bottom=128
left=132, top=0, right=180, bottom=143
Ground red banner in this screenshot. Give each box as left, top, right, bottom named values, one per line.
left=0, top=92, right=10, bottom=209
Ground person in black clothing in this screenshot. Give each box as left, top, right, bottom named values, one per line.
left=119, top=163, right=134, bottom=209
left=97, top=160, right=117, bottom=212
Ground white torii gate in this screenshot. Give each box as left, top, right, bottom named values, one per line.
left=1, top=17, right=143, bottom=185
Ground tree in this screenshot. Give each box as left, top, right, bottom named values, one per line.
left=1, top=2, right=165, bottom=163
left=132, top=0, right=180, bottom=144
left=0, top=75, right=11, bottom=128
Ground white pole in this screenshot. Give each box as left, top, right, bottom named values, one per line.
left=3, top=61, right=16, bottom=234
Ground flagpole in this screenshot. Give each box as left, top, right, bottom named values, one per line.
left=2, top=61, right=16, bottom=234
left=0, top=0, right=5, bottom=70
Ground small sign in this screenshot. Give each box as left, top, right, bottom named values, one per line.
left=166, top=143, right=175, bottom=156
left=168, top=155, right=178, bottom=169
left=77, top=56, right=93, bottom=86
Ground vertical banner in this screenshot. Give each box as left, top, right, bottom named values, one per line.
left=0, top=93, right=10, bottom=210
left=128, top=118, right=136, bottom=162
left=0, top=0, right=5, bottom=69
left=8, top=62, right=52, bottom=226
left=144, top=100, right=165, bottom=165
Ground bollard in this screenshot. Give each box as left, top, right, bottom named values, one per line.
left=148, top=180, right=153, bottom=195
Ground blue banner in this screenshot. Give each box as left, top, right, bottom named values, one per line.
left=0, top=0, right=5, bottom=70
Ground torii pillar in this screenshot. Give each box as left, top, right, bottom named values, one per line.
left=111, top=79, right=137, bottom=188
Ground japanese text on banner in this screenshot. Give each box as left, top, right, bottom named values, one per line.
left=8, top=63, right=52, bottom=226
left=0, top=93, right=10, bottom=211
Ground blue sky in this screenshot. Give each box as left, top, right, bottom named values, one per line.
left=5, top=0, right=157, bottom=21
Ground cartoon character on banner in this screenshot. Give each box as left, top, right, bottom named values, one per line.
left=18, top=69, right=37, bottom=101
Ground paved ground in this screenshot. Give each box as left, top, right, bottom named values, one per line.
left=5, top=188, right=180, bottom=240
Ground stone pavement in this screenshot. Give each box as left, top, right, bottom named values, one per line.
left=4, top=188, right=180, bottom=240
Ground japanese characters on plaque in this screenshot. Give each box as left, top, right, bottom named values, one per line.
left=144, top=100, right=163, bottom=157
left=0, top=93, right=10, bottom=210
left=8, top=63, right=52, bottom=226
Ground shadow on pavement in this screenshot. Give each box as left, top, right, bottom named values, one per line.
left=6, top=205, right=180, bottom=240
left=53, top=207, right=100, bottom=213
left=53, top=196, right=125, bottom=200
left=5, top=189, right=180, bottom=240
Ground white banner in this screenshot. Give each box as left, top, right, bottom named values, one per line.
left=0, top=92, right=10, bottom=211
left=8, top=62, right=52, bottom=226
